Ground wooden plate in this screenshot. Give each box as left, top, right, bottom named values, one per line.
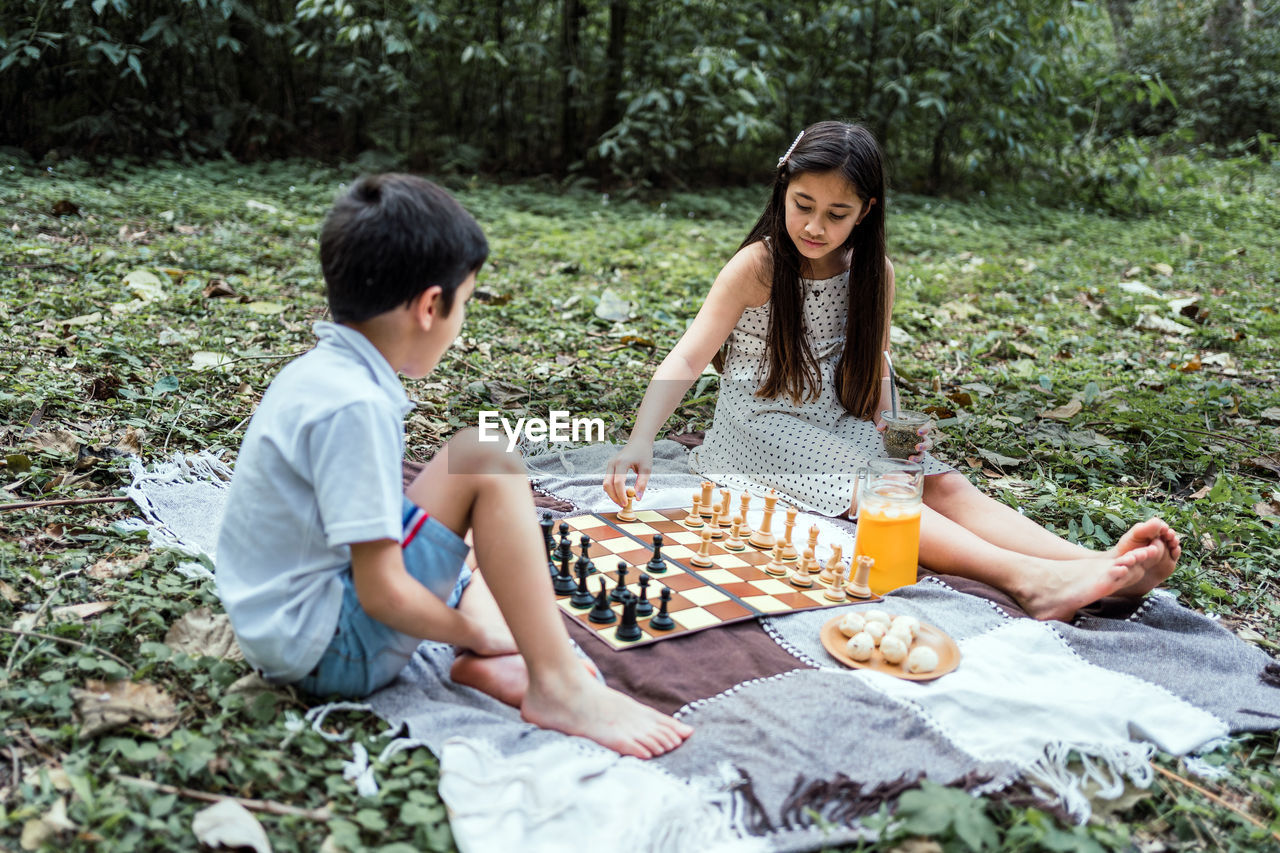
left=820, top=615, right=961, bottom=681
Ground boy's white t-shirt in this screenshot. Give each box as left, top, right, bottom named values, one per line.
left=215, top=322, right=412, bottom=683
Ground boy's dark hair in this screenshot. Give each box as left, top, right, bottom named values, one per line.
left=320, top=173, right=489, bottom=323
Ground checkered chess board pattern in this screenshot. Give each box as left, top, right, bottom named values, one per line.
left=555, top=508, right=869, bottom=650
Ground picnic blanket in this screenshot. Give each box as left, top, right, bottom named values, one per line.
left=122, top=445, right=1280, bottom=853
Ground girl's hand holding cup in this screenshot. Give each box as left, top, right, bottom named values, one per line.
left=878, top=410, right=934, bottom=463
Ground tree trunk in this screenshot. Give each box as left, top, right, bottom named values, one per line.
left=559, top=0, right=586, bottom=168
left=599, top=0, right=627, bottom=136
left=1205, top=0, right=1244, bottom=49
left=1104, top=0, right=1134, bottom=63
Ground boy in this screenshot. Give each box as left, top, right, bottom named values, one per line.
left=216, top=174, right=690, bottom=759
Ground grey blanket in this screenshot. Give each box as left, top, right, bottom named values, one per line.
left=368, top=442, right=1280, bottom=851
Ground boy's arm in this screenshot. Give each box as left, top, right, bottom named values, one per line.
left=349, top=539, right=514, bottom=655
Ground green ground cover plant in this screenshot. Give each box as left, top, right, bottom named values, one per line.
left=1, top=155, right=1278, bottom=850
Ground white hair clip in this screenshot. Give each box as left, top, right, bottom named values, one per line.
left=777, top=130, right=805, bottom=168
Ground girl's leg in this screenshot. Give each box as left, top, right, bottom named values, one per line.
left=922, top=473, right=1093, bottom=560
left=921, top=473, right=1179, bottom=595
left=916, top=505, right=1166, bottom=622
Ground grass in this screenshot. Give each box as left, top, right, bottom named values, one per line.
left=1, top=150, right=1278, bottom=851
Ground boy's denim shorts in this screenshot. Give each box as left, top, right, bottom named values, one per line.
left=297, top=498, right=472, bottom=698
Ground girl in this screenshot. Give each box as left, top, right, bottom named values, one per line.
left=604, top=121, right=1179, bottom=622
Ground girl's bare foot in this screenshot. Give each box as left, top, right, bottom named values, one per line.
left=1107, top=518, right=1180, bottom=597
left=1013, top=543, right=1167, bottom=622
left=521, top=667, right=692, bottom=759
left=451, top=653, right=601, bottom=709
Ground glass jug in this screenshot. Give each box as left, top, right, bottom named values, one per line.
left=852, top=458, right=924, bottom=595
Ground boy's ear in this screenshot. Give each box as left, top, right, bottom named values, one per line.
left=409, top=286, right=445, bottom=331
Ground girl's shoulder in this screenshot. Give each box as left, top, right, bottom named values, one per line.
left=716, top=241, right=772, bottom=308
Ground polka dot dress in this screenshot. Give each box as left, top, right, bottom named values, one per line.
left=690, top=270, right=954, bottom=516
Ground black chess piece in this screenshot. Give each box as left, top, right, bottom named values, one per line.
left=552, top=547, right=577, bottom=595
left=615, top=592, right=642, bottom=642
left=635, top=572, right=653, bottom=617
left=587, top=577, right=617, bottom=624
left=577, top=534, right=596, bottom=575
left=557, top=521, right=572, bottom=562
left=646, top=533, right=667, bottom=574
left=569, top=560, right=595, bottom=609
left=610, top=561, right=629, bottom=603
left=541, top=512, right=556, bottom=577
left=648, top=586, right=675, bottom=631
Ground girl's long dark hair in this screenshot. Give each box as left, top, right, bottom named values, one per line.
left=713, top=121, right=888, bottom=420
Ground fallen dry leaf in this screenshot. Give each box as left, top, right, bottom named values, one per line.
left=115, top=427, right=145, bottom=456
left=1040, top=399, right=1083, bottom=421
left=192, top=801, right=272, bottom=853
left=32, top=429, right=80, bottom=455
left=51, top=602, right=114, bottom=622
left=1135, top=313, right=1192, bottom=336
left=20, top=797, right=77, bottom=850
left=203, top=279, right=239, bottom=299
left=87, top=552, right=149, bottom=580
left=164, top=606, right=245, bottom=661
left=71, top=679, right=180, bottom=738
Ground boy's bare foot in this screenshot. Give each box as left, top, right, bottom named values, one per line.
left=1013, top=543, right=1167, bottom=622
left=451, top=653, right=602, bottom=709
left=1107, top=518, right=1180, bottom=597
left=521, top=667, right=692, bottom=759
left=451, top=653, right=528, bottom=707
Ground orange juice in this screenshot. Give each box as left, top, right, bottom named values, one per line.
left=853, top=485, right=921, bottom=594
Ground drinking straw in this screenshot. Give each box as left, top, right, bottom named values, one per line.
left=883, top=351, right=899, bottom=418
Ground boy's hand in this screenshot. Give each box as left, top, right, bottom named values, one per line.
left=603, top=441, right=654, bottom=506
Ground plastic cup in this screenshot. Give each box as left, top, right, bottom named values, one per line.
left=881, top=410, right=933, bottom=460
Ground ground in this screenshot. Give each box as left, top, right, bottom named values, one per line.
left=1, top=154, right=1278, bottom=851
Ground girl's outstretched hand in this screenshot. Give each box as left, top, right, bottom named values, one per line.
left=604, top=441, right=654, bottom=507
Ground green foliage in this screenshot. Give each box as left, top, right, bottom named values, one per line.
left=1105, top=0, right=1280, bottom=149
left=3, top=0, right=1274, bottom=192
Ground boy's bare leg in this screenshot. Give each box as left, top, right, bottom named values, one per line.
left=914, top=505, right=1169, bottom=622
left=449, top=573, right=525, bottom=707
left=449, top=573, right=600, bottom=708
left=919, top=473, right=1180, bottom=596
left=407, top=429, right=692, bottom=758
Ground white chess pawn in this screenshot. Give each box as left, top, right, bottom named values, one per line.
left=684, top=494, right=704, bottom=528
left=690, top=528, right=715, bottom=568
left=724, top=516, right=747, bottom=551
left=616, top=485, right=638, bottom=522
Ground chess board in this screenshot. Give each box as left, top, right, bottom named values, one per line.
left=554, top=508, right=877, bottom=651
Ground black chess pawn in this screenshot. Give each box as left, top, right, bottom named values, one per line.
left=569, top=560, right=595, bottom=609
left=635, top=572, right=654, bottom=617
left=615, top=593, right=643, bottom=642
left=587, top=577, right=617, bottom=624
left=552, top=547, right=577, bottom=595
left=557, top=521, right=572, bottom=561
left=646, top=533, right=667, bottom=574
left=577, top=534, right=596, bottom=575
left=610, top=561, right=630, bottom=603
left=648, top=586, right=675, bottom=631
left=541, top=512, right=556, bottom=577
